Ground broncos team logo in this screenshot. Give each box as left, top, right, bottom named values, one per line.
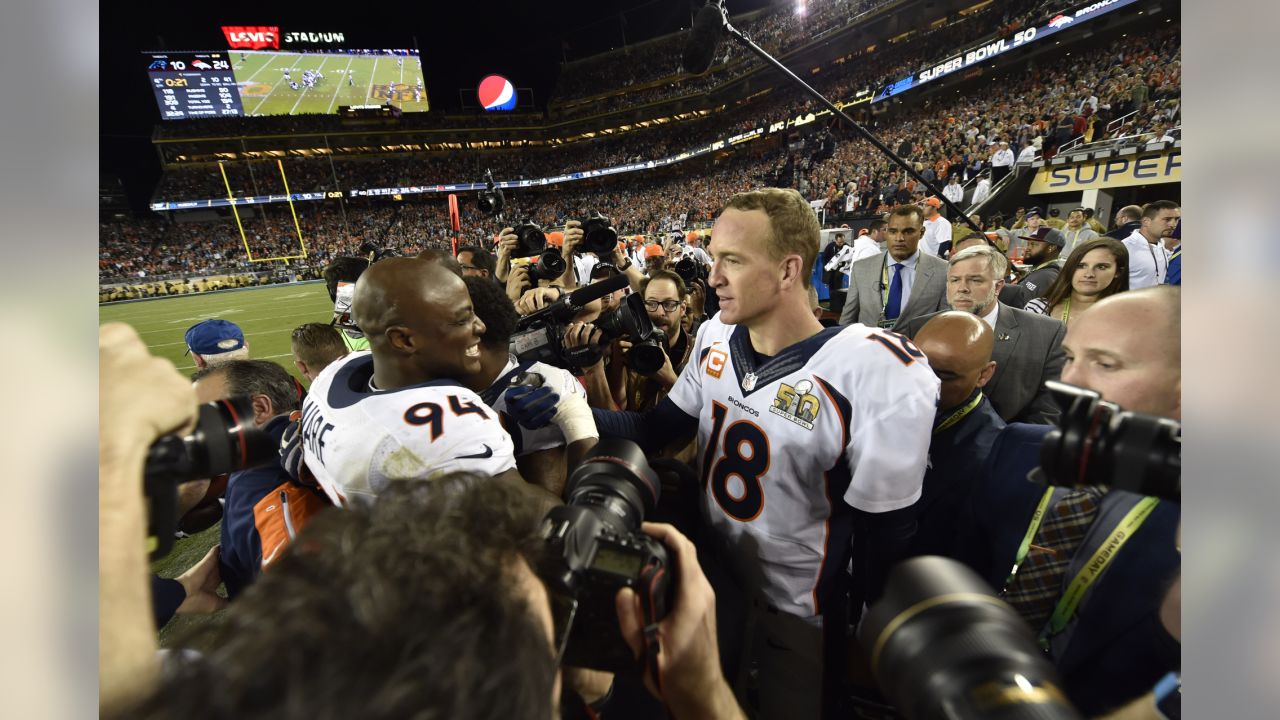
left=769, top=379, right=820, bottom=430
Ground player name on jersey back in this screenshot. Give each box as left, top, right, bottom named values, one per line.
left=668, top=317, right=939, bottom=618
left=302, top=352, right=516, bottom=508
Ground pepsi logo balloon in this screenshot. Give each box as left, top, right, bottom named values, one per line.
left=477, top=75, right=517, bottom=112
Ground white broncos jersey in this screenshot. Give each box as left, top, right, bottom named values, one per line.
left=668, top=316, right=939, bottom=618
left=479, top=355, right=586, bottom=456
left=301, top=351, right=516, bottom=508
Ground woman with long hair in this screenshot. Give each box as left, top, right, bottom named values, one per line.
left=1024, top=237, right=1130, bottom=328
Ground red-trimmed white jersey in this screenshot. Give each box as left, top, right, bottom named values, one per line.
left=667, top=317, right=938, bottom=618
left=301, top=351, right=516, bottom=508
left=482, top=355, right=587, bottom=456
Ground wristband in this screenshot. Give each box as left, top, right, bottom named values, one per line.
left=618, top=257, right=633, bottom=271
left=552, top=392, right=599, bottom=445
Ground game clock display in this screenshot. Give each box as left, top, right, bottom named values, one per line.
left=147, top=52, right=244, bottom=119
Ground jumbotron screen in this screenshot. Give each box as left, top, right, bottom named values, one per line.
left=144, top=49, right=427, bottom=120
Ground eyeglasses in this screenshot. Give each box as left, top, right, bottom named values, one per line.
left=644, top=299, right=682, bottom=313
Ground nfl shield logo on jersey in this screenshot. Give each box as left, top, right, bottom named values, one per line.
left=769, top=379, right=820, bottom=430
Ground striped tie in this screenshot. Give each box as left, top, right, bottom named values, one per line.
left=1003, top=487, right=1104, bottom=630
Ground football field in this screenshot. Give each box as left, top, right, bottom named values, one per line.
left=230, top=50, right=428, bottom=116
left=99, top=282, right=336, bottom=383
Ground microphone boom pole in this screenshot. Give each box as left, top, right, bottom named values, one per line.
left=710, top=7, right=981, bottom=234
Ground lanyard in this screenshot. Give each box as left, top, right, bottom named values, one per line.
left=934, top=392, right=983, bottom=434
left=1061, top=297, right=1071, bottom=324
left=1039, top=496, right=1160, bottom=648
left=1145, top=240, right=1168, bottom=280
left=880, top=254, right=891, bottom=310
left=1002, top=487, right=1057, bottom=589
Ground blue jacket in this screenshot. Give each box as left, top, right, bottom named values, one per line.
left=219, top=414, right=291, bottom=599
left=959, top=423, right=1181, bottom=716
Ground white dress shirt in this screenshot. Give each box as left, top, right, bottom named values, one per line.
left=981, top=301, right=1000, bottom=331
left=1123, top=229, right=1169, bottom=288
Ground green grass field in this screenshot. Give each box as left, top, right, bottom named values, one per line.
left=231, top=50, right=428, bottom=116
left=101, top=283, right=337, bottom=643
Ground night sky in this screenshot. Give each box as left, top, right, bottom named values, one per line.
left=100, top=0, right=772, bottom=210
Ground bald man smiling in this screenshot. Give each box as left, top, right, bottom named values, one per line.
left=909, top=311, right=1007, bottom=557
left=298, top=257, right=527, bottom=509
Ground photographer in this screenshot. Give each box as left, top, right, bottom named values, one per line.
left=959, top=287, right=1182, bottom=716
left=122, top=471, right=744, bottom=719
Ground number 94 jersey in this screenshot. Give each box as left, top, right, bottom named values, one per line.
left=301, top=351, right=516, bottom=509
left=667, top=317, right=939, bottom=618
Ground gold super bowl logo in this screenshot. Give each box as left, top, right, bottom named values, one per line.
left=769, top=379, right=820, bottom=430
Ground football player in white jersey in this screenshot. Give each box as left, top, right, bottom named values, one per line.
left=300, top=258, right=539, bottom=509
left=593, top=189, right=938, bottom=719
left=459, top=276, right=597, bottom=498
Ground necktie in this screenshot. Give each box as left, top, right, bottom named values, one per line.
left=1003, top=487, right=1103, bottom=631
left=885, top=262, right=905, bottom=320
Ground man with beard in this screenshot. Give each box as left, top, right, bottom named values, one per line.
left=1001, top=226, right=1066, bottom=307
left=623, top=270, right=694, bottom=413
left=895, top=245, right=1066, bottom=424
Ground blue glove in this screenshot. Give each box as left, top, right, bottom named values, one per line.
left=278, top=412, right=315, bottom=486
left=503, top=384, right=560, bottom=430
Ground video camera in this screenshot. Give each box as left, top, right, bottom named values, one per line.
left=1034, top=381, right=1181, bottom=502
left=539, top=438, right=673, bottom=673
left=510, top=274, right=667, bottom=374
left=859, top=557, right=1082, bottom=720
left=477, top=168, right=505, bottom=216
left=144, top=396, right=278, bottom=558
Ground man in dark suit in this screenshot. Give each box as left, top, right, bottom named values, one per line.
left=895, top=245, right=1066, bottom=424
left=907, top=311, right=1004, bottom=558
left=956, top=286, right=1182, bottom=716
left=838, top=204, right=949, bottom=330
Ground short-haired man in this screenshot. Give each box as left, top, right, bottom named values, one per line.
left=594, top=188, right=938, bottom=719
left=908, top=311, right=1003, bottom=557
left=960, top=287, right=1181, bottom=715
left=458, top=276, right=598, bottom=498
left=895, top=245, right=1067, bottom=424
left=920, top=196, right=952, bottom=256
left=839, top=205, right=950, bottom=330
left=290, top=323, right=349, bottom=382
left=184, top=319, right=249, bottom=369
left=456, top=244, right=497, bottom=279
left=299, top=258, right=525, bottom=508
left=822, top=232, right=851, bottom=290
left=852, top=220, right=887, bottom=264
left=971, top=169, right=992, bottom=205
left=1061, top=207, right=1099, bottom=255
left=990, top=141, right=1015, bottom=183
left=942, top=175, right=964, bottom=206
left=1123, top=200, right=1180, bottom=288
left=1001, top=226, right=1066, bottom=307
left=1105, top=204, right=1143, bottom=240
left=192, top=359, right=306, bottom=598
left=685, top=231, right=714, bottom=266
left=625, top=270, right=694, bottom=413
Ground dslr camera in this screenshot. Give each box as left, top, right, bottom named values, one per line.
left=539, top=439, right=673, bottom=673
left=579, top=211, right=619, bottom=256
left=477, top=168, right=505, bottom=215
left=1035, top=381, right=1181, bottom=501
left=506, top=220, right=567, bottom=283
left=144, top=396, right=278, bottom=558
left=510, top=276, right=667, bottom=374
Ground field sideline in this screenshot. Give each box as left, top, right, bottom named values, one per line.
left=101, top=282, right=338, bottom=643
left=230, top=50, right=428, bottom=116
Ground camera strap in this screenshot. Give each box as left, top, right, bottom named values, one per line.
left=1039, top=495, right=1160, bottom=649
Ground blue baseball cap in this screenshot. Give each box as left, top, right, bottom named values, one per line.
left=185, top=319, right=245, bottom=355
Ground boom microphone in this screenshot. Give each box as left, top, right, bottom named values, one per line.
left=566, top=271, right=630, bottom=309
left=682, top=1, right=726, bottom=75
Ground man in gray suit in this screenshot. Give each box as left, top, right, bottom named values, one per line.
left=895, top=245, right=1066, bottom=424
left=839, top=205, right=949, bottom=330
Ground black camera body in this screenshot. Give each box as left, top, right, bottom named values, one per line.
left=477, top=169, right=505, bottom=215
left=510, top=276, right=666, bottom=374
left=1036, top=381, right=1181, bottom=501
left=539, top=439, right=673, bottom=673
left=673, top=255, right=707, bottom=286
left=580, top=212, right=618, bottom=256
left=513, top=221, right=549, bottom=258
left=144, top=396, right=278, bottom=558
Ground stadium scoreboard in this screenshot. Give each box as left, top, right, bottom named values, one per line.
left=147, top=53, right=245, bottom=119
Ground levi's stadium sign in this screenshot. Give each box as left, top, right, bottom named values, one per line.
left=221, top=26, right=279, bottom=50
left=221, top=26, right=348, bottom=50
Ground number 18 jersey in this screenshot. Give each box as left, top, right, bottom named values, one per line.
left=667, top=317, right=939, bottom=618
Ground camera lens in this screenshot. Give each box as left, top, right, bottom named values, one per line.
left=860, top=557, right=1081, bottom=720
left=145, top=396, right=277, bottom=484
left=582, top=214, right=618, bottom=256
left=565, top=438, right=660, bottom=535
left=530, top=249, right=567, bottom=281
left=515, top=223, right=548, bottom=258
left=627, top=340, right=667, bottom=375
left=674, top=257, right=699, bottom=283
